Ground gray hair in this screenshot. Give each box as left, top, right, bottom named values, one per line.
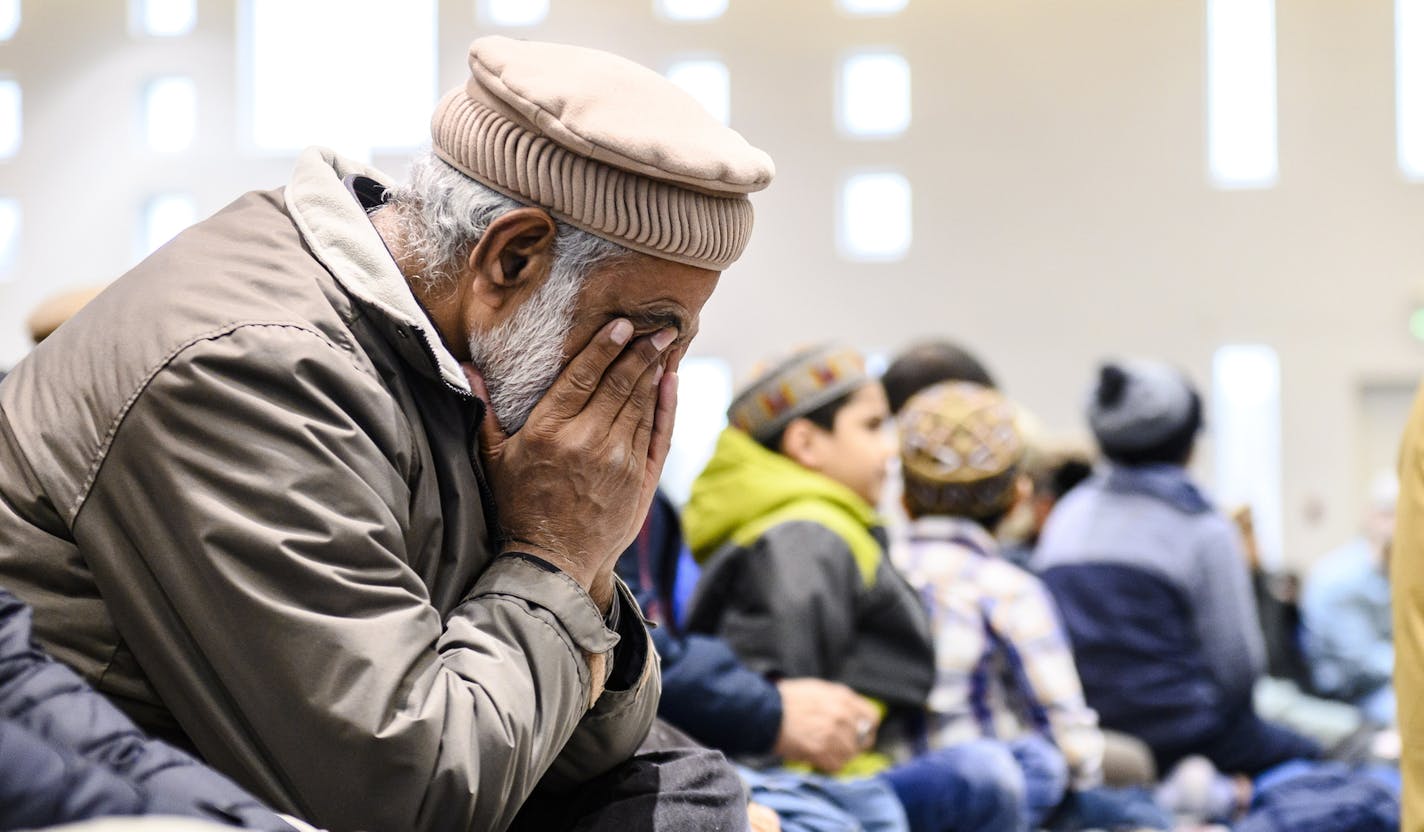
left=384, top=149, right=628, bottom=297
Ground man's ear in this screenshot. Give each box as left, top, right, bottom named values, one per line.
left=780, top=418, right=825, bottom=470
left=466, top=207, right=559, bottom=297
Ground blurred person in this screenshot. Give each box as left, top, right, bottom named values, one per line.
left=685, top=345, right=1038, bottom=832
left=622, top=492, right=913, bottom=832
left=999, top=440, right=1094, bottom=570
left=0, top=36, right=776, bottom=832
left=893, top=381, right=1157, bottom=831
left=1302, top=473, right=1398, bottom=725
left=1036, top=360, right=1320, bottom=777
left=880, top=339, right=997, bottom=416
left=25, top=285, right=105, bottom=345
left=0, top=587, right=298, bottom=831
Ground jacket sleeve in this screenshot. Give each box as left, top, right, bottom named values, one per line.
left=686, top=521, right=861, bottom=683
left=653, top=627, right=783, bottom=756
left=0, top=591, right=293, bottom=831
left=1189, top=515, right=1268, bottom=707
left=69, top=325, right=652, bottom=832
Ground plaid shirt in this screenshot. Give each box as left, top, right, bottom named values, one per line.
left=891, top=516, right=1104, bottom=789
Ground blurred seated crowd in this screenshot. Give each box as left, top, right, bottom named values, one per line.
left=0, top=33, right=1407, bottom=832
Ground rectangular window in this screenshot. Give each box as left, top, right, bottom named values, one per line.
left=655, top=0, right=727, bottom=22
left=1398, top=0, right=1424, bottom=177
left=141, top=194, right=196, bottom=258
left=0, top=198, right=18, bottom=282
left=666, top=59, right=730, bottom=125
left=479, top=0, right=548, bottom=27
left=144, top=76, right=196, bottom=152
left=838, top=0, right=907, bottom=15
left=839, top=171, right=912, bottom=262
left=1206, top=0, right=1278, bottom=188
left=240, top=0, right=436, bottom=161
left=1212, top=344, right=1283, bottom=568
left=0, top=0, right=18, bottom=41
left=838, top=51, right=911, bottom=138
left=660, top=356, right=734, bottom=505
left=132, top=0, right=195, bottom=36
left=0, top=80, right=19, bottom=160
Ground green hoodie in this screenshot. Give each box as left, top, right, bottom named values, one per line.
left=684, top=427, right=884, bottom=586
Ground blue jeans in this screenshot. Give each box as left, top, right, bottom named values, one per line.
left=880, top=736, right=1069, bottom=832
left=740, top=766, right=909, bottom=832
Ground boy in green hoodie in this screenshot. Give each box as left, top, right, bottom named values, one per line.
left=686, top=345, right=1050, bottom=832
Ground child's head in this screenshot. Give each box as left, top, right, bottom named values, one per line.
left=1086, top=360, right=1201, bottom=467
left=898, top=381, right=1026, bottom=527
left=728, top=345, right=895, bottom=505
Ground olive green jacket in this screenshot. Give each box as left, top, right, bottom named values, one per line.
left=0, top=148, right=657, bottom=832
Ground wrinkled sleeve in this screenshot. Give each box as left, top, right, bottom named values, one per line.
left=686, top=522, right=861, bottom=682
left=1189, top=517, right=1267, bottom=707
left=70, top=325, right=651, bottom=832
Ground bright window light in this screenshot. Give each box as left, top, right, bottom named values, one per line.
left=666, top=59, right=730, bottom=125
left=1206, top=0, right=1278, bottom=188
left=838, top=0, right=908, bottom=15
left=839, top=172, right=912, bottom=261
left=1212, top=344, right=1283, bottom=568
left=1398, top=0, right=1424, bottom=178
left=0, top=81, right=17, bottom=159
left=838, top=51, right=911, bottom=138
left=480, top=0, right=548, bottom=26
left=656, top=0, right=727, bottom=22
left=141, top=194, right=196, bottom=257
left=660, top=356, right=734, bottom=505
left=133, top=0, right=195, bottom=36
left=145, top=77, right=196, bottom=153
left=0, top=0, right=18, bottom=41
left=0, top=199, right=18, bottom=281
left=242, top=0, right=436, bottom=161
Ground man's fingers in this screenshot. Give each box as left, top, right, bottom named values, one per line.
left=584, top=328, right=676, bottom=422
left=614, top=355, right=664, bottom=452
left=532, top=319, right=634, bottom=422
left=647, top=370, right=678, bottom=475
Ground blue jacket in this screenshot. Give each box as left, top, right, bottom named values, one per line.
left=617, top=492, right=783, bottom=756
left=1301, top=537, right=1393, bottom=702
left=1035, top=465, right=1265, bottom=758
left=0, top=588, right=292, bottom=830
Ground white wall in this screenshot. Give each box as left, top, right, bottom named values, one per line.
left=1, top=0, right=1421, bottom=568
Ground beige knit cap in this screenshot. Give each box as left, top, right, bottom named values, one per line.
left=431, top=36, right=775, bottom=271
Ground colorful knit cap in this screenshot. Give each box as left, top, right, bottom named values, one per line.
left=728, top=345, right=869, bottom=445
left=899, top=381, right=1025, bottom=518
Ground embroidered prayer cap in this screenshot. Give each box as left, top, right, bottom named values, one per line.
left=728, top=345, right=870, bottom=445
left=899, top=381, right=1025, bottom=519
left=431, top=35, right=775, bottom=271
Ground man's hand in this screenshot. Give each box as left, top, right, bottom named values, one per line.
left=772, top=678, right=880, bottom=773
left=470, top=318, right=679, bottom=610
left=747, top=802, right=781, bottom=832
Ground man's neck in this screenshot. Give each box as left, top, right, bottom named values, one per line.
left=369, top=209, right=466, bottom=359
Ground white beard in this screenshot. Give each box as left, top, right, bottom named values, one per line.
left=466, top=270, right=583, bottom=433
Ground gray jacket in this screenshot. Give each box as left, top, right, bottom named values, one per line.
left=0, top=149, right=657, bottom=832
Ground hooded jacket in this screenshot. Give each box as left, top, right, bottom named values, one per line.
left=683, top=428, right=934, bottom=739
left=0, top=149, right=656, bottom=832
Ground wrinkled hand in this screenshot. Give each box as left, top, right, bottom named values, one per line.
left=747, top=802, right=781, bottom=832
left=470, top=319, right=679, bottom=610
left=773, top=678, right=880, bottom=773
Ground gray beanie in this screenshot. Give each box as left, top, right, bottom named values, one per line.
left=1087, top=360, right=1199, bottom=455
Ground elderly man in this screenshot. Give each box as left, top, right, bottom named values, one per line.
left=0, top=35, right=773, bottom=832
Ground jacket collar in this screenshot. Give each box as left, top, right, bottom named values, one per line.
left=1099, top=463, right=1212, bottom=515
left=284, top=147, right=471, bottom=395
left=904, top=515, right=998, bottom=555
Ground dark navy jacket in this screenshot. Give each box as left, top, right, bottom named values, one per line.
left=0, top=588, right=293, bottom=830
left=1035, top=465, right=1266, bottom=763
left=617, top=492, right=782, bottom=756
